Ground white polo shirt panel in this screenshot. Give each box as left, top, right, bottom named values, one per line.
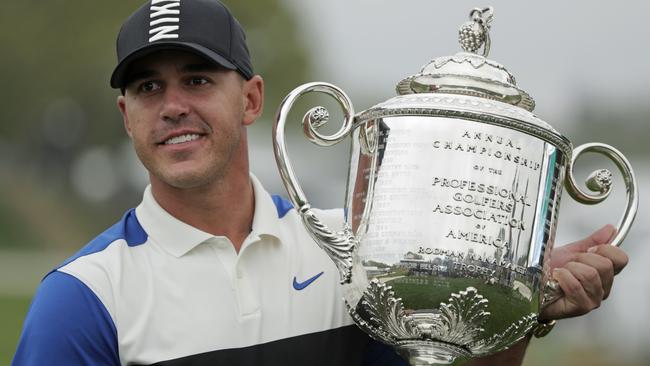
left=55, top=175, right=356, bottom=365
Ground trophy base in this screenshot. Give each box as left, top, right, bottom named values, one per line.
left=396, top=340, right=471, bottom=366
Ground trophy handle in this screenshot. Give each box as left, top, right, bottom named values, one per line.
left=542, top=142, right=639, bottom=307
left=273, top=82, right=357, bottom=284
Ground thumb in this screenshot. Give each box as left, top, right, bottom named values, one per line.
left=561, top=224, right=616, bottom=253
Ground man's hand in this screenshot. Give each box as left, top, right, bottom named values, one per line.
left=540, top=224, right=629, bottom=321
left=465, top=225, right=629, bottom=366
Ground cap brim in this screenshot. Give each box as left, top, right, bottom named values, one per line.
left=110, top=41, right=238, bottom=89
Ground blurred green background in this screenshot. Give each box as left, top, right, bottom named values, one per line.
left=1, top=0, right=649, bottom=365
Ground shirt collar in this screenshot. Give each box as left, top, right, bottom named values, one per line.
left=135, top=173, right=283, bottom=258
left=248, top=174, right=283, bottom=241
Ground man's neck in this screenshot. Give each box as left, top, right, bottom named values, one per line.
left=149, top=171, right=255, bottom=253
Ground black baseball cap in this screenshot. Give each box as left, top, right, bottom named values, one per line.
left=110, top=0, right=254, bottom=89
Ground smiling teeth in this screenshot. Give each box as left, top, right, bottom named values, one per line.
left=164, top=134, right=200, bottom=145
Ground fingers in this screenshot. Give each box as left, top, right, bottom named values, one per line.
left=563, top=262, right=604, bottom=304
left=540, top=268, right=586, bottom=320
left=541, top=224, right=629, bottom=321
left=549, top=225, right=618, bottom=269
left=588, top=224, right=617, bottom=246
left=589, top=244, right=629, bottom=275
left=573, top=252, right=615, bottom=298
left=565, top=224, right=617, bottom=253
left=544, top=265, right=603, bottom=319
left=542, top=242, right=628, bottom=321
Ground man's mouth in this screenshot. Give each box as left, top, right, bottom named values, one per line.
left=162, top=134, right=202, bottom=145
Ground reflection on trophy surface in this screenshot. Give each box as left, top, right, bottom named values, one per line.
left=273, top=6, right=637, bottom=366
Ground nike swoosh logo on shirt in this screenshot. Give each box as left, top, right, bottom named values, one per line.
left=293, top=271, right=324, bottom=290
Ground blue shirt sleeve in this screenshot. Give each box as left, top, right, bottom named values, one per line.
left=363, top=338, right=408, bottom=366
left=12, top=271, right=120, bottom=366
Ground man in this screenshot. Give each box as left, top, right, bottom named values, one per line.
left=13, top=0, right=628, bottom=365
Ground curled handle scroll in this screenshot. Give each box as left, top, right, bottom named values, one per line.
left=542, top=142, right=638, bottom=307
left=273, top=82, right=357, bottom=283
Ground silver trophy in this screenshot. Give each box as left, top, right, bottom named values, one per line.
left=273, top=7, right=638, bottom=366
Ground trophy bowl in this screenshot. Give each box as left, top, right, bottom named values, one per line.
left=273, top=7, right=637, bottom=366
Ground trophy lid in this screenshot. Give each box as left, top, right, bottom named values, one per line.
left=395, top=7, right=535, bottom=112
left=357, top=7, right=571, bottom=157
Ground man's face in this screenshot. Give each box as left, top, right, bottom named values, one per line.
left=117, top=50, right=263, bottom=190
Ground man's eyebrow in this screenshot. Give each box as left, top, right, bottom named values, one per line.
left=124, top=69, right=158, bottom=86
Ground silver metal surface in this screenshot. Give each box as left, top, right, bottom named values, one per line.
left=459, top=7, right=493, bottom=57
left=565, top=142, right=638, bottom=247
left=272, top=7, right=638, bottom=366
left=273, top=82, right=357, bottom=283
left=396, top=6, right=534, bottom=112
left=343, top=112, right=563, bottom=363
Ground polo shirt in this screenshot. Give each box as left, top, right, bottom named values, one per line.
left=13, top=175, right=406, bottom=366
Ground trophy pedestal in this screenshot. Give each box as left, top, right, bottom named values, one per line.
left=396, top=340, right=470, bottom=366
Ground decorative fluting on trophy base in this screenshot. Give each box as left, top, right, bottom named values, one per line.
left=346, top=280, right=539, bottom=365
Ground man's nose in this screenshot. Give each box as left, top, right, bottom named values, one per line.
left=159, top=87, right=190, bottom=123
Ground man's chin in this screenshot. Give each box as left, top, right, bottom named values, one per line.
left=153, top=167, right=219, bottom=190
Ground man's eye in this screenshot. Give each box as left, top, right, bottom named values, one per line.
left=140, top=81, right=161, bottom=93
left=188, top=77, right=209, bottom=86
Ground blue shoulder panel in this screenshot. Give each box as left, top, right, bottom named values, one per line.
left=12, top=271, right=119, bottom=366
left=55, top=208, right=147, bottom=271
left=13, top=208, right=145, bottom=365
left=271, top=195, right=294, bottom=219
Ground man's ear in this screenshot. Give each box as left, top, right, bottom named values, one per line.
left=117, top=95, right=133, bottom=138
left=242, top=75, right=264, bottom=126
